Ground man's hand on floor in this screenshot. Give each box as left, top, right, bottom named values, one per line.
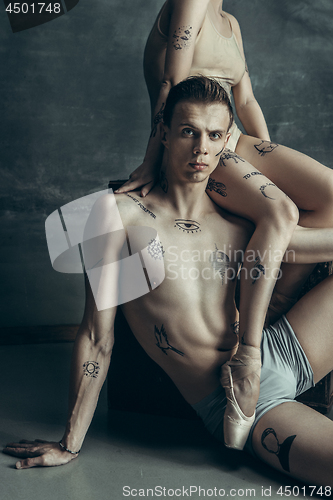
left=2, top=439, right=78, bottom=468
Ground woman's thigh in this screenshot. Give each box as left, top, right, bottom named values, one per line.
left=236, top=135, right=333, bottom=223
left=252, top=402, right=333, bottom=487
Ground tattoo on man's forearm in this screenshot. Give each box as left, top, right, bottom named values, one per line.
left=243, top=171, right=264, bottom=180
left=251, top=256, right=265, bottom=284
left=254, top=140, right=279, bottom=156
left=83, top=361, right=100, bottom=378
left=148, top=238, right=165, bottom=260
left=126, top=193, right=157, bottom=219
left=210, top=243, right=230, bottom=284
left=174, top=219, right=201, bottom=233
left=150, top=103, right=165, bottom=138
left=206, top=177, right=227, bottom=197
left=172, top=26, right=192, bottom=50
left=160, top=170, right=168, bottom=193
left=219, top=150, right=245, bottom=167
left=154, top=325, right=185, bottom=356
left=231, top=321, right=239, bottom=335
left=261, top=427, right=296, bottom=472
left=259, top=183, right=276, bottom=200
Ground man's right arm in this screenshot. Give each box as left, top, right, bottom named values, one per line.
left=3, top=193, right=126, bottom=468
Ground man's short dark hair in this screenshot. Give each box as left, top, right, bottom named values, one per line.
left=163, top=76, right=234, bottom=131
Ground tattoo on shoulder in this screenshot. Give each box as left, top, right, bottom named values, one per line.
left=154, top=325, right=185, bottom=356
left=254, top=140, right=279, bottom=156
left=172, top=26, right=192, bottom=50
left=231, top=321, right=239, bottom=335
left=160, top=170, right=168, bottom=193
left=83, top=361, right=100, bottom=378
left=259, top=183, right=276, bottom=200
left=261, top=427, right=296, bottom=472
left=150, top=103, right=165, bottom=138
left=126, top=193, right=157, bottom=219
left=174, top=219, right=201, bottom=234
left=148, top=238, right=165, bottom=260
left=206, top=177, right=227, bottom=197
left=251, top=256, right=265, bottom=284
left=243, top=171, right=264, bottom=180
left=219, top=150, right=245, bottom=167
left=210, top=244, right=230, bottom=284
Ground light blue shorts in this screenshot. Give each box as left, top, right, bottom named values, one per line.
left=191, top=315, right=315, bottom=457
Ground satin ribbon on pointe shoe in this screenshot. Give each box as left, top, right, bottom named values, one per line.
left=220, top=345, right=261, bottom=450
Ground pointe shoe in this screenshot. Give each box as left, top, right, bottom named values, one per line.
left=220, top=345, right=261, bottom=450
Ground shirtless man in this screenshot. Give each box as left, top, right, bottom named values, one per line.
left=3, top=77, right=333, bottom=487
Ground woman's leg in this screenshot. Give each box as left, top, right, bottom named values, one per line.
left=236, top=135, right=333, bottom=320
left=252, top=274, right=333, bottom=486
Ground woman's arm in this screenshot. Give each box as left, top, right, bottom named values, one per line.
left=117, top=0, right=210, bottom=196
left=285, top=225, right=333, bottom=264
left=208, top=153, right=299, bottom=348
left=226, top=13, right=270, bottom=141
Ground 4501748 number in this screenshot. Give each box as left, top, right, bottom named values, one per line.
left=277, top=485, right=331, bottom=496
left=6, top=3, right=62, bottom=14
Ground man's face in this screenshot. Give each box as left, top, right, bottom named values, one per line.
left=161, top=100, right=231, bottom=183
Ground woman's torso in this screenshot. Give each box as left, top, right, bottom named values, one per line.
left=144, top=0, right=246, bottom=108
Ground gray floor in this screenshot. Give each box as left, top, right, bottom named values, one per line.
left=1, top=343, right=331, bottom=500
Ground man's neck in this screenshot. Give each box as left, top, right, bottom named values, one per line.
left=156, top=169, right=211, bottom=220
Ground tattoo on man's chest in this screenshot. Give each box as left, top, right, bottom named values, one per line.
left=174, top=219, right=201, bottom=233
left=148, top=238, right=165, bottom=260
left=154, top=324, right=185, bottom=357
left=210, top=244, right=230, bottom=284
left=126, top=193, right=157, bottom=219
left=206, top=177, right=227, bottom=197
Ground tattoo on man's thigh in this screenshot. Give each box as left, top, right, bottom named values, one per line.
left=154, top=325, right=185, bottom=356
left=261, top=427, right=296, bottom=472
left=254, top=140, right=279, bottom=156
left=219, top=150, right=245, bottom=167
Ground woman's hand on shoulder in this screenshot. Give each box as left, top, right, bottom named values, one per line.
left=115, top=160, right=158, bottom=197
left=3, top=439, right=79, bottom=469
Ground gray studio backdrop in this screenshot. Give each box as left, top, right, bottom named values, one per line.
left=1, top=0, right=333, bottom=329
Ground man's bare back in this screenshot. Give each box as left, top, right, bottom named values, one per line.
left=115, top=187, right=253, bottom=404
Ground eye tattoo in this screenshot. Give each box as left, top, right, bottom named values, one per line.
left=83, top=361, right=100, bottom=378
left=174, top=219, right=201, bottom=233
left=206, top=178, right=227, bottom=197
left=261, top=427, right=296, bottom=473
left=148, top=238, right=165, bottom=260
left=219, top=150, right=245, bottom=167
left=254, top=140, right=279, bottom=156
left=251, top=256, right=265, bottom=284
left=259, top=183, right=276, bottom=200
left=154, top=325, right=185, bottom=356
left=210, top=243, right=230, bottom=284
left=172, top=26, right=193, bottom=50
